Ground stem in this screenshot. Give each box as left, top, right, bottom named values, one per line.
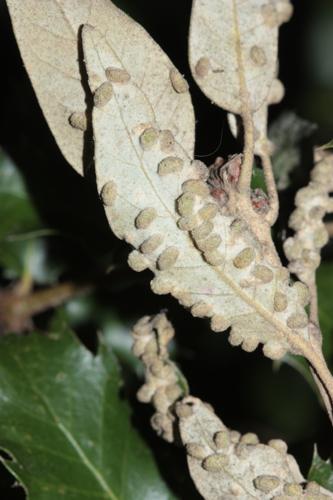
left=0, top=282, right=91, bottom=334
left=15, top=282, right=91, bottom=317
left=308, top=278, right=319, bottom=326
left=231, top=0, right=255, bottom=194
left=300, top=341, right=333, bottom=401
left=237, top=109, right=255, bottom=193
left=261, top=152, right=279, bottom=225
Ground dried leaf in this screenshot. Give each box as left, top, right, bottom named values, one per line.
left=82, top=22, right=333, bottom=387
left=178, top=397, right=333, bottom=499
left=6, top=0, right=195, bottom=174
left=189, top=0, right=292, bottom=114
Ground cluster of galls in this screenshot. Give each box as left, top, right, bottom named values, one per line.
left=176, top=398, right=330, bottom=499
left=207, top=155, right=270, bottom=215
left=90, top=63, right=311, bottom=364
left=284, top=150, right=333, bottom=284
left=131, top=314, right=183, bottom=443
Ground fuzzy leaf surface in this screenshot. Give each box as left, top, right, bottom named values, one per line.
left=6, top=0, right=195, bottom=174
left=189, top=0, right=287, bottom=114
left=177, top=397, right=321, bottom=499
left=83, top=23, right=317, bottom=367
left=0, top=315, right=175, bottom=500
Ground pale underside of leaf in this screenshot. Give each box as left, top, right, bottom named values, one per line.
left=178, top=398, right=305, bottom=499
left=82, top=25, right=311, bottom=362
left=228, top=78, right=285, bottom=155
left=189, top=0, right=279, bottom=114
left=6, top=0, right=195, bottom=174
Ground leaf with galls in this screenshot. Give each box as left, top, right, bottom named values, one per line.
left=80, top=18, right=333, bottom=397
left=6, top=0, right=195, bottom=175
left=177, top=398, right=333, bottom=499
left=189, top=0, right=292, bottom=114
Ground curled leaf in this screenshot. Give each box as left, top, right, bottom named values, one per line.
left=6, top=0, right=195, bottom=174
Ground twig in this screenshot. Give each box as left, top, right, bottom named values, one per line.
left=0, top=282, right=92, bottom=334
left=261, top=152, right=279, bottom=225
left=238, top=109, right=255, bottom=193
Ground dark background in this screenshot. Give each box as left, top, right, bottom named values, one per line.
left=1, top=0, right=333, bottom=498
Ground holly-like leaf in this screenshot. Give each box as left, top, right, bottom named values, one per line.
left=0, top=314, right=176, bottom=500
left=6, top=0, right=195, bottom=175
left=308, top=447, right=333, bottom=492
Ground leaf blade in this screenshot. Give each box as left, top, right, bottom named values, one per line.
left=189, top=0, right=285, bottom=114
left=6, top=0, right=195, bottom=174
left=0, top=315, right=175, bottom=500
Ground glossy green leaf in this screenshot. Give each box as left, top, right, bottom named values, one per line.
left=64, top=297, right=142, bottom=373
left=0, top=314, right=175, bottom=500
left=308, top=447, right=333, bottom=492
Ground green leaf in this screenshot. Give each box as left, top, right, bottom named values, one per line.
left=64, top=296, right=142, bottom=373
left=251, top=164, right=266, bottom=192
left=308, top=447, right=333, bottom=492
left=317, top=262, right=333, bottom=361
left=0, top=314, right=175, bottom=500
left=0, top=150, right=61, bottom=283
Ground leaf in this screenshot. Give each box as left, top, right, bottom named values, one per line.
left=6, top=0, right=195, bottom=175
left=82, top=22, right=328, bottom=375
left=308, top=447, right=333, bottom=492
left=177, top=397, right=333, bottom=499
left=0, top=151, right=61, bottom=283
left=0, top=314, right=176, bottom=500
left=269, top=111, right=317, bottom=190
left=64, top=296, right=142, bottom=373
left=189, top=0, right=291, bottom=114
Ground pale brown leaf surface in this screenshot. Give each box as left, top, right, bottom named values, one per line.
left=177, top=397, right=333, bottom=499
left=6, top=0, right=195, bottom=175
left=81, top=21, right=333, bottom=402
left=132, top=315, right=333, bottom=499
left=189, top=0, right=292, bottom=115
